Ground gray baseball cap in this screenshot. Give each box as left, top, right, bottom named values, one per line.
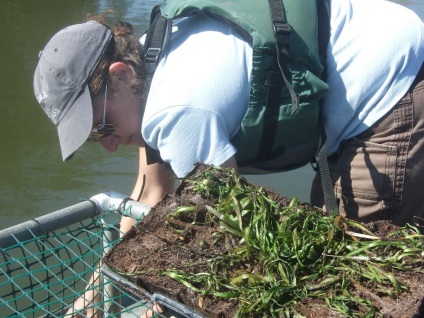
left=34, top=21, right=113, bottom=161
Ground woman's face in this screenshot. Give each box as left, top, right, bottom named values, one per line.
left=91, top=84, right=144, bottom=153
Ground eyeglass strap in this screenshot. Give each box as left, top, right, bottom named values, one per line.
left=103, top=85, right=108, bottom=123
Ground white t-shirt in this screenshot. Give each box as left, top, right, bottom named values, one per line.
left=142, top=14, right=253, bottom=177
left=324, top=0, right=424, bottom=154
left=142, top=0, right=424, bottom=177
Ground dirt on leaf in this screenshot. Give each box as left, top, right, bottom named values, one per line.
left=104, top=164, right=424, bottom=318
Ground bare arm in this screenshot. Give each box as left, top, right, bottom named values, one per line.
left=130, top=147, right=176, bottom=204
left=121, top=147, right=175, bottom=233
left=131, top=150, right=235, bottom=206
left=66, top=148, right=175, bottom=317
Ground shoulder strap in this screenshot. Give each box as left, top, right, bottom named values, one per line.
left=269, top=0, right=338, bottom=215
left=317, top=0, right=330, bottom=76
left=267, top=0, right=299, bottom=115
left=315, top=141, right=338, bottom=215
left=142, top=5, right=173, bottom=168
left=142, top=5, right=172, bottom=80
left=258, top=0, right=299, bottom=161
left=315, top=0, right=338, bottom=215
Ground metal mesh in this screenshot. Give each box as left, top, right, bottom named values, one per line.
left=0, top=202, right=160, bottom=317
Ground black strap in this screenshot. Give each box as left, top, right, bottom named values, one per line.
left=316, top=142, right=338, bottom=214
left=259, top=0, right=297, bottom=161
left=141, top=5, right=173, bottom=169
left=317, top=0, right=330, bottom=75
left=258, top=0, right=299, bottom=161
left=315, top=0, right=338, bottom=215
left=267, top=0, right=299, bottom=114
left=267, top=0, right=337, bottom=215
left=142, top=6, right=172, bottom=79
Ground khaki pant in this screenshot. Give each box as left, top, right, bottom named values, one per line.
left=311, top=63, right=424, bottom=226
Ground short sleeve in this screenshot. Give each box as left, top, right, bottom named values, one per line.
left=142, top=106, right=237, bottom=177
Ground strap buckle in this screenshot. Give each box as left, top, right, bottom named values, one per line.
left=144, top=48, right=162, bottom=65
left=273, top=22, right=291, bottom=46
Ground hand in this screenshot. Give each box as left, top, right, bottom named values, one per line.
left=140, top=303, right=164, bottom=318
left=64, top=289, right=102, bottom=318
left=64, top=267, right=102, bottom=318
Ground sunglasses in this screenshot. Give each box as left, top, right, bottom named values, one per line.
left=88, top=85, right=116, bottom=142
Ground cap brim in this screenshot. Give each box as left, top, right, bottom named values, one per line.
left=57, top=86, right=93, bottom=161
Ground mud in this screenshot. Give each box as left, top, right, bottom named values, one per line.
left=104, top=165, right=424, bottom=318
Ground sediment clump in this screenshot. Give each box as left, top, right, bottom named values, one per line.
left=104, top=164, right=424, bottom=318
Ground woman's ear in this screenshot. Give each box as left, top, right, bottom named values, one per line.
left=109, top=62, right=133, bottom=84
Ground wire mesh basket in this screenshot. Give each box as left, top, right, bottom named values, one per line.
left=0, top=193, right=160, bottom=317
left=101, top=264, right=206, bottom=318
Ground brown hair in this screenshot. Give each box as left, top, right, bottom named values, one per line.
left=87, top=14, right=146, bottom=99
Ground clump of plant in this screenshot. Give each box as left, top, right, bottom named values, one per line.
left=162, top=166, right=424, bottom=317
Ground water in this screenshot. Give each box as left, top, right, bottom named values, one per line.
left=0, top=0, right=422, bottom=230
left=0, top=0, right=162, bottom=230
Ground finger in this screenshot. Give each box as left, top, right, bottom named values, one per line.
left=140, top=303, right=163, bottom=318
left=140, top=308, right=155, bottom=318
